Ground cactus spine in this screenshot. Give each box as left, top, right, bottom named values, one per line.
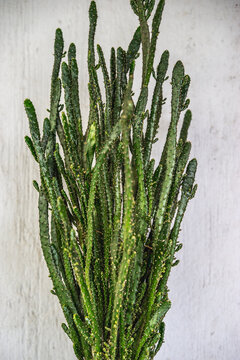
left=24, top=1, right=197, bottom=359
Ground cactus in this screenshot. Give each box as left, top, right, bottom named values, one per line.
left=24, top=1, right=197, bottom=359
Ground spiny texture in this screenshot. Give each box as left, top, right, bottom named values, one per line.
left=24, top=1, right=197, bottom=359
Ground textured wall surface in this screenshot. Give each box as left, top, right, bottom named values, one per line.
left=0, top=0, right=240, bottom=359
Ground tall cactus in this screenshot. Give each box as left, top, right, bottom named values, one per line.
left=24, top=1, right=197, bottom=359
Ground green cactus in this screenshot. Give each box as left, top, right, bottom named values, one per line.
left=24, top=1, right=197, bottom=359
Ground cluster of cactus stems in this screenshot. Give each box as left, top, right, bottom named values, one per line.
left=24, top=0, right=197, bottom=359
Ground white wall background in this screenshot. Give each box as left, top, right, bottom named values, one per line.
left=0, top=0, right=240, bottom=359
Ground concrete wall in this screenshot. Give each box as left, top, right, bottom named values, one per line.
left=0, top=0, right=240, bottom=359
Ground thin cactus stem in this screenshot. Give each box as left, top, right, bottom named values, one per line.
left=25, top=1, right=197, bottom=359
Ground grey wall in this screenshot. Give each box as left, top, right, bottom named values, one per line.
left=0, top=0, right=240, bottom=359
